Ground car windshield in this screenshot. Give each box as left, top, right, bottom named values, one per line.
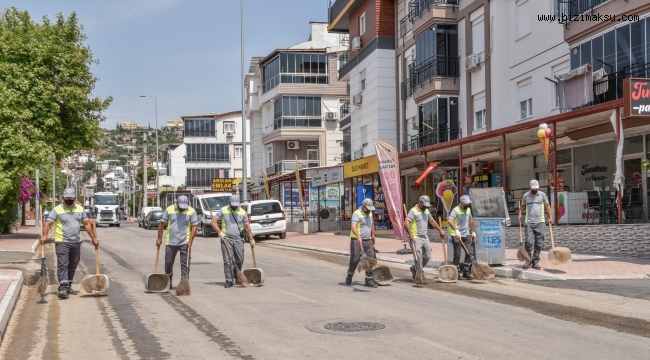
left=251, top=202, right=282, bottom=216
left=203, top=196, right=230, bottom=212
left=150, top=211, right=163, bottom=219
left=95, top=195, right=119, bottom=205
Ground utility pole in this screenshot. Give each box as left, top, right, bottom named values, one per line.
left=132, top=138, right=137, bottom=217
left=35, top=168, right=40, bottom=227
left=52, top=154, right=56, bottom=209
left=143, top=132, right=148, bottom=207
left=241, top=0, right=248, bottom=201
left=140, top=96, right=160, bottom=206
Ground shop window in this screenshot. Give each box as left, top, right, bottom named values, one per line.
left=623, top=136, right=644, bottom=155
left=557, top=149, right=571, bottom=165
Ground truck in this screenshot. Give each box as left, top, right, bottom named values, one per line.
left=92, top=192, right=121, bottom=227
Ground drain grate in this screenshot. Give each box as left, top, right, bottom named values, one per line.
left=324, top=322, right=385, bottom=332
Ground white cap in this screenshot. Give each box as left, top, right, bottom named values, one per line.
left=530, top=180, right=540, bottom=189
left=362, top=198, right=375, bottom=211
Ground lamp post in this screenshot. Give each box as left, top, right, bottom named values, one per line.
left=240, top=0, right=248, bottom=201
left=143, top=132, right=148, bottom=207
left=132, top=138, right=137, bottom=218
left=140, top=95, right=159, bottom=206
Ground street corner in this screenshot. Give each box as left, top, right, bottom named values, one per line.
left=0, top=270, right=24, bottom=343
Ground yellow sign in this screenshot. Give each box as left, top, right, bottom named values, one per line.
left=344, top=155, right=379, bottom=178
left=211, top=178, right=234, bottom=192
left=232, top=178, right=251, bottom=186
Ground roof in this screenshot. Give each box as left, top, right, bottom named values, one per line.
left=181, top=111, right=242, bottom=120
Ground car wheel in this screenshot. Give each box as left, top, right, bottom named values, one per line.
left=279, top=232, right=286, bottom=239
left=138, top=221, right=142, bottom=228
left=116, top=223, right=120, bottom=227
left=201, top=224, right=210, bottom=238
left=264, top=234, right=270, bottom=239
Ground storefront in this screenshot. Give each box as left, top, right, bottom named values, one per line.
left=342, top=155, right=391, bottom=229
left=310, top=166, right=344, bottom=231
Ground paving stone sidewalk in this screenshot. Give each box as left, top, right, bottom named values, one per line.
left=264, top=232, right=650, bottom=280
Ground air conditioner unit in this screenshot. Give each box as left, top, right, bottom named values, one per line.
left=326, top=112, right=338, bottom=121
left=467, top=161, right=482, bottom=176
left=226, top=131, right=235, bottom=137
left=287, top=141, right=299, bottom=150
left=352, top=94, right=363, bottom=106
left=465, top=54, right=481, bottom=72
left=351, top=37, right=361, bottom=50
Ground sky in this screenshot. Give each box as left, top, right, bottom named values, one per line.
left=4, top=0, right=329, bottom=129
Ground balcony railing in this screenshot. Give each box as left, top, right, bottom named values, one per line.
left=401, top=129, right=462, bottom=152
left=341, top=154, right=352, bottom=163
left=566, top=62, right=650, bottom=111
left=399, top=16, right=413, bottom=42
left=272, top=160, right=321, bottom=175
left=340, top=101, right=350, bottom=119
left=273, top=117, right=322, bottom=130
left=401, top=78, right=413, bottom=100
left=338, top=49, right=350, bottom=69
left=411, top=56, right=460, bottom=89
left=556, top=0, right=611, bottom=24
left=339, top=34, right=349, bottom=47
left=409, top=0, right=460, bottom=20
left=183, top=131, right=215, bottom=137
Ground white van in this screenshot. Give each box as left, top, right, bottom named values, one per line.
left=138, top=207, right=162, bottom=228
left=192, top=193, right=233, bottom=237
left=241, top=200, right=286, bottom=239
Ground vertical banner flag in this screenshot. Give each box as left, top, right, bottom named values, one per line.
left=295, top=156, right=305, bottom=213
left=262, top=170, right=271, bottom=198
left=374, top=139, right=405, bottom=241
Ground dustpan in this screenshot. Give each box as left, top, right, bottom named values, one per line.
left=243, top=243, right=264, bottom=286
left=145, top=245, right=170, bottom=292
left=80, top=222, right=109, bottom=296
left=372, top=266, right=393, bottom=285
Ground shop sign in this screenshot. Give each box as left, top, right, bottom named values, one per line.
left=343, top=155, right=378, bottom=179
left=623, top=78, right=650, bottom=118
left=211, top=178, right=234, bottom=192
left=311, top=167, right=343, bottom=187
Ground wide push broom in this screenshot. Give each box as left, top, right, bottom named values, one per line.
left=458, top=238, right=489, bottom=280
left=176, top=248, right=192, bottom=296
left=36, top=227, right=49, bottom=295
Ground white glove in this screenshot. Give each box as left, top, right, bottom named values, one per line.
left=218, top=232, right=225, bottom=239
left=249, top=238, right=256, bottom=245
left=471, top=231, right=476, bottom=240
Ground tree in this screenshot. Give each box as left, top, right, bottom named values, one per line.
left=0, top=8, right=112, bottom=232
left=136, top=167, right=157, bottom=186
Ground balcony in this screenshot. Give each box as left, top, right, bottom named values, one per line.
left=401, top=129, right=462, bottom=152
left=183, top=131, right=215, bottom=138
left=338, top=49, right=350, bottom=70
left=401, top=78, right=413, bottom=100
left=340, top=101, right=350, bottom=120
left=266, top=160, right=321, bottom=175
left=399, top=14, right=414, bottom=45
left=409, top=0, right=460, bottom=21
left=556, top=0, right=611, bottom=25
left=273, top=117, right=322, bottom=130
left=411, top=56, right=460, bottom=88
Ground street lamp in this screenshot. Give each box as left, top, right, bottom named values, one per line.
left=140, top=95, right=159, bottom=206
left=132, top=137, right=137, bottom=218
left=240, top=0, right=248, bottom=200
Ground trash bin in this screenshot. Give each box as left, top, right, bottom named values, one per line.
left=469, top=188, right=510, bottom=265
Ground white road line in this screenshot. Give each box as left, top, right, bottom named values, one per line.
left=279, top=290, right=317, bottom=303
left=413, top=336, right=481, bottom=360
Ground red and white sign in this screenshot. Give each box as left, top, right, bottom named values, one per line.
left=374, top=139, right=405, bottom=241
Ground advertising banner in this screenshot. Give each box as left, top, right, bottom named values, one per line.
left=374, top=139, right=405, bottom=241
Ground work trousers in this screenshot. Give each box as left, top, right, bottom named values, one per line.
left=452, top=235, right=473, bottom=273
left=524, top=222, right=545, bottom=262
left=221, top=238, right=245, bottom=283
left=347, top=238, right=375, bottom=280
left=55, top=242, right=81, bottom=290
left=165, top=244, right=190, bottom=284
left=412, top=237, right=432, bottom=269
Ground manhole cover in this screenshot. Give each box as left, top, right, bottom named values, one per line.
left=324, top=322, right=385, bottom=332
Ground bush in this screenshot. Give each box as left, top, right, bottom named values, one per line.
left=0, top=204, right=19, bottom=234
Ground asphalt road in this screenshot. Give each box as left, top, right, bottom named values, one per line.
left=2, top=222, right=650, bottom=359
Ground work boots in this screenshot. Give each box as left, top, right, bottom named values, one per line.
left=57, top=288, right=69, bottom=300
left=345, top=273, right=353, bottom=286
left=523, top=260, right=532, bottom=269
left=532, top=261, right=541, bottom=270
left=462, top=271, right=474, bottom=280
left=365, top=278, right=378, bottom=288
left=224, top=281, right=233, bottom=288
left=410, top=265, right=416, bottom=280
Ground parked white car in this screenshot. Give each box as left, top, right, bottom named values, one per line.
left=138, top=207, right=162, bottom=228
left=241, top=200, right=286, bottom=239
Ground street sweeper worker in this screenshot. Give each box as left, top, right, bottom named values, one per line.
left=346, top=198, right=378, bottom=288
left=447, top=195, right=475, bottom=280
left=405, top=195, right=445, bottom=281
left=211, top=195, right=254, bottom=288
left=157, top=195, right=198, bottom=288
left=40, top=188, right=99, bottom=300
left=518, top=179, right=553, bottom=270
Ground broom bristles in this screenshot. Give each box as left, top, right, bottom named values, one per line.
left=414, top=271, right=427, bottom=286
left=36, top=275, right=49, bottom=295
left=357, top=256, right=377, bottom=272
left=235, top=270, right=249, bottom=287
left=516, top=246, right=531, bottom=262
left=176, top=277, right=191, bottom=296
left=471, top=263, right=489, bottom=280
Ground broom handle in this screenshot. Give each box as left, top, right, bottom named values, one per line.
left=154, top=245, right=160, bottom=273
left=439, top=216, right=449, bottom=266
left=95, top=246, right=100, bottom=275
left=186, top=247, right=191, bottom=269
left=548, top=221, right=556, bottom=249
left=251, top=243, right=257, bottom=268
left=458, top=238, right=476, bottom=263
left=41, top=243, right=45, bottom=259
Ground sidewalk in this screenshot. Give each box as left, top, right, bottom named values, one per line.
left=0, top=220, right=41, bottom=254
left=265, top=232, right=650, bottom=280
left=0, top=270, right=23, bottom=344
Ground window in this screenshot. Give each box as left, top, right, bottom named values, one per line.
left=552, top=66, right=568, bottom=109
left=475, top=110, right=486, bottom=130
left=184, top=118, right=215, bottom=137
left=186, top=168, right=229, bottom=188
left=517, top=0, right=531, bottom=39
left=273, top=96, right=322, bottom=129
left=415, top=24, right=458, bottom=66
left=359, top=13, right=366, bottom=35
left=234, top=169, right=243, bottom=178
left=235, top=145, right=243, bottom=158
left=265, top=145, right=273, bottom=168
left=307, top=145, right=319, bottom=163
left=224, top=122, right=234, bottom=133
left=263, top=52, right=329, bottom=92
left=472, top=18, right=484, bottom=54
left=360, top=70, right=366, bottom=91
left=519, top=82, right=532, bottom=120
left=185, top=144, right=230, bottom=162
left=361, top=126, right=368, bottom=147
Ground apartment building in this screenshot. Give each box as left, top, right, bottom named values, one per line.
left=119, top=122, right=145, bottom=130
left=329, top=0, right=398, bottom=161
left=245, top=22, right=348, bottom=188
left=169, top=111, right=250, bottom=191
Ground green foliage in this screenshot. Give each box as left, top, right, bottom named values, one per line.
left=0, top=203, right=19, bottom=234
left=0, top=8, right=111, bottom=232
left=136, top=167, right=157, bottom=186
left=177, top=184, right=186, bottom=191
left=642, top=158, right=650, bottom=171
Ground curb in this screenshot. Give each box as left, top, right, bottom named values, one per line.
left=30, top=239, right=39, bottom=254
left=0, top=270, right=24, bottom=344
left=265, top=242, right=649, bottom=281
